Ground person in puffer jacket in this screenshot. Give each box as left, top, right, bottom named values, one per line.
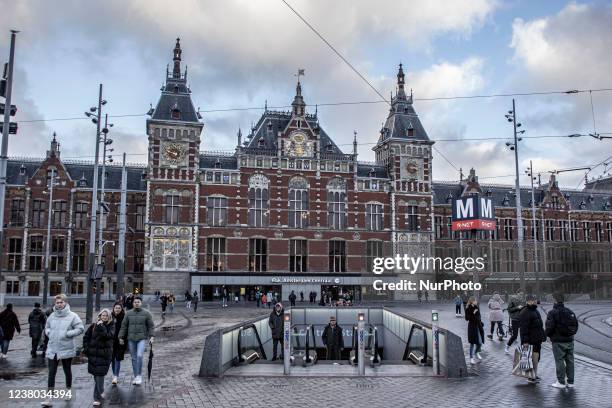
left=487, top=293, right=505, bottom=340
left=41, top=294, right=84, bottom=406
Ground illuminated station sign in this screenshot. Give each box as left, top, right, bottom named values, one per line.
left=451, top=196, right=496, bottom=231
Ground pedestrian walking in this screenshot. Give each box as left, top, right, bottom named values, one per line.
left=465, top=296, right=484, bottom=365
left=0, top=303, right=21, bottom=358
left=261, top=293, right=267, bottom=308
left=546, top=292, right=578, bottom=389
left=28, top=302, right=47, bottom=357
left=169, top=293, right=176, bottom=314
left=322, top=316, right=344, bottom=361
left=268, top=303, right=284, bottom=361
left=417, top=290, right=422, bottom=303
left=41, top=294, right=84, bottom=407
left=519, top=294, right=546, bottom=383
left=83, top=309, right=115, bottom=406
left=185, top=291, right=192, bottom=310
left=255, top=290, right=261, bottom=308
left=160, top=292, right=168, bottom=317
left=266, top=291, right=273, bottom=309
left=289, top=290, right=297, bottom=307
left=192, top=291, right=199, bottom=313
left=505, top=291, right=526, bottom=353
left=487, top=293, right=505, bottom=340
left=110, top=302, right=126, bottom=385
left=118, top=296, right=154, bottom=386
left=300, top=291, right=304, bottom=302
left=424, top=290, right=429, bottom=302
left=461, top=291, right=468, bottom=313
left=454, top=295, right=462, bottom=317
left=221, top=286, right=229, bottom=308
left=124, top=293, right=134, bottom=311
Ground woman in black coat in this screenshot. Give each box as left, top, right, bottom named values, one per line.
left=519, top=295, right=546, bottom=381
left=0, top=303, right=21, bottom=358
left=110, top=302, right=126, bottom=384
left=83, top=309, right=115, bottom=406
left=465, top=296, right=485, bottom=365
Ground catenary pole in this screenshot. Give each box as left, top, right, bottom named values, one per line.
left=117, top=153, right=127, bottom=299
left=0, top=30, right=18, bottom=301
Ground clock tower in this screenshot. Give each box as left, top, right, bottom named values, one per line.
left=373, top=64, right=435, bottom=299
left=144, top=38, right=204, bottom=294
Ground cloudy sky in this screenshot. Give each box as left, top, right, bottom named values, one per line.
left=1, top=0, right=611, bottom=188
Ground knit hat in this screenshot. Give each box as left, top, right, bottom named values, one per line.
left=526, top=294, right=537, bottom=302
left=553, top=292, right=565, bottom=303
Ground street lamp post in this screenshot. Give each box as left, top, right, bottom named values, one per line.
left=42, top=169, right=59, bottom=308
left=95, top=114, right=113, bottom=311
left=505, top=99, right=526, bottom=294
left=85, top=84, right=105, bottom=325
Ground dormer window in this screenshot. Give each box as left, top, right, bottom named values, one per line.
left=368, top=168, right=376, bottom=178
left=258, top=137, right=265, bottom=147
left=579, top=201, right=586, bottom=210
left=502, top=194, right=510, bottom=207
left=485, top=189, right=492, bottom=197
left=19, top=164, right=26, bottom=176
left=446, top=193, right=453, bottom=204
left=173, top=85, right=179, bottom=93
left=407, top=123, right=414, bottom=137
left=171, top=108, right=181, bottom=120
left=326, top=143, right=333, bottom=152
left=214, top=160, right=221, bottom=169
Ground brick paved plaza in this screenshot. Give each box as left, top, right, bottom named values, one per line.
left=0, top=301, right=611, bottom=408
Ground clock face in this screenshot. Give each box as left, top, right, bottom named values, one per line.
left=286, top=132, right=312, bottom=157
left=406, top=162, right=418, bottom=174
left=162, top=143, right=186, bottom=165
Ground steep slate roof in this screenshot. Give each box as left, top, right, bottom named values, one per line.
left=6, top=158, right=147, bottom=191
left=357, top=163, right=388, bottom=178
left=199, top=154, right=238, bottom=170
left=149, top=39, right=200, bottom=124
left=242, top=110, right=343, bottom=156
left=377, top=64, right=430, bottom=145
left=432, top=181, right=612, bottom=211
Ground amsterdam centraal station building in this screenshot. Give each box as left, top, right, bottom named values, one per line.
left=2, top=40, right=611, bottom=302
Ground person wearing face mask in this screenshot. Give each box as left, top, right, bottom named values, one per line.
left=322, top=316, right=344, bottom=361
left=83, top=309, right=115, bottom=406
left=268, top=303, right=285, bottom=361
left=41, top=294, right=84, bottom=407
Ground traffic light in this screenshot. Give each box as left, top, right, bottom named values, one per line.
left=0, top=122, right=18, bottom=134
left=0, top=103, right=17, bottom=116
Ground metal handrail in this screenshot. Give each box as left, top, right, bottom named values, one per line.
left=237, top=323, right=267, bottom=363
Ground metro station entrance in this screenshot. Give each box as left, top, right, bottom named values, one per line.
left=321, top=285, right=361, bottom=304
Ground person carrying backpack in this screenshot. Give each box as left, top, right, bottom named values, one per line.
left=545, top=292, right=578, bottom=389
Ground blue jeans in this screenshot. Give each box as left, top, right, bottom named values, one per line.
left=128, top=340, right=146, bottom=377
left=1, top=339, right=10, bottom=354
left=111, top=358, right=121, bottom=376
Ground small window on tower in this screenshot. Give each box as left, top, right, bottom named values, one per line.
left=171, top=108, right=181, bottom=120
left=407, top=128, right=414, bottom=137
left=258, top=138, right=265, bottom=147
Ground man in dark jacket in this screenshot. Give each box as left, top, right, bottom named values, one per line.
left=288, top=291, right=297, bottom=307
left=268, top=303, right=284, bottom=361
left=322, top=316, right=344, bottom=360
left=28, top=302, right=46, bottom=357
left=546, top=292, right=577, bottom=389
left=505, top=291, right=525, bottom=353
left=519, top=294, right=546, bottom=383
left=0, top=303, right=21, bottom=358
left=118, top=296, right=154, bottom=385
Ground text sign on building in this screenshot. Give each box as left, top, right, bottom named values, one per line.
left=451, top=196, right=496, bottom=231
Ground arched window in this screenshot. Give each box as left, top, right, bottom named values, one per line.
left=289, top=176, right=309, bottom=228
left=327, top=177, right=346, bottom=229
left=248, top=174, right=269, bottom=227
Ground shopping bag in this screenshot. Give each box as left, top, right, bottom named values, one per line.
left=512, top=345, right=536, bottom=379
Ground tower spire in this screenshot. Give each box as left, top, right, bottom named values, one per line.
left=172, top=38, right=182, bottom=79
left=396, top=63, right=406, bottom=100
left=291, top=69, right=306, bottom=116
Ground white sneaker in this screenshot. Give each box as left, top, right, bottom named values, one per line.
left=0, top=353, right=5, bottom=359
left=470, top=358, right=476, bottom=365
left=551, top=381, right=566, bottom=389
left=112, top=376, right=118, bottom=385
left=93, top=402, right=101, bottom=406
left=566, top=383, right=575, bottom=388
left=64, top=390, right=72, bottom=401
left=504, top=345, right=510, bottom=354
left=41, top=400, right=53, bottom=407
left=133, top=375, right=142, bottom=385
left=476, top=352, right=483, bottom=360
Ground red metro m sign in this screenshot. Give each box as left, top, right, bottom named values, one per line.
left=451, top=196, right=496, bottom=231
